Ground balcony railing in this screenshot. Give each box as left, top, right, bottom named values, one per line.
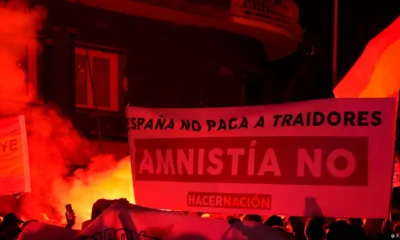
left=67, top=0, right=301, bottom=59
left=230, top=0, right=299, bottom=29
left=131, top=0, right=299, bottom=26
left=130, top=0, right=301, bottom=58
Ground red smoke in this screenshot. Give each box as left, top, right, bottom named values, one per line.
left=0, top=0, right=134, bottom=228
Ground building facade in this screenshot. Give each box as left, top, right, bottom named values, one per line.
left=27, top=0, right=301, bottom=158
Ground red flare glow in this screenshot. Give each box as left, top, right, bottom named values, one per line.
left=0, top=1, right=134, bottom=229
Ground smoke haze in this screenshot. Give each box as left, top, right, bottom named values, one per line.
left=0, top=0, right=134, bottom=228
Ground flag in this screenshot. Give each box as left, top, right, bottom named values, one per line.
left=334, top=17, right=400, bottom=98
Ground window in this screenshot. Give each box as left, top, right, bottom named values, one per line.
left=74, top=47, right=119, bottom=111
left=0, top=40, right=37, bottom=99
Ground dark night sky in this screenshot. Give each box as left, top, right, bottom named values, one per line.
left=299, top=0, right=400, bottom=81
left=267, top=0, right=399, bottom=103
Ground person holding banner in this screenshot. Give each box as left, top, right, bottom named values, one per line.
left=81, top=198, right=130, bottom=229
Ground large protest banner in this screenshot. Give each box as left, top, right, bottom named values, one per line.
left=0, top=115, right=30, bottom=195
left=127, top=98, right=397, bottom=218
left=17, top=203, right=291, bottom=240
left=80, top=201, right=291, bottom=240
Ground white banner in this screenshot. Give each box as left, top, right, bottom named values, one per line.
left=0, top=115, right=30, bottom=195
left=127, top=98, right=397, bottom=218
left=80, top=201, right=291, bottom=240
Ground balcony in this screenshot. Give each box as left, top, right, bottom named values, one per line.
left=66, top=0, right=301, bottom=60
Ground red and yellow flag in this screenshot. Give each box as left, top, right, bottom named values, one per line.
left=334, top=17, right=400, bottom=99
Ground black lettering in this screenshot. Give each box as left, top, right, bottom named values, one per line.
left=327, top=111, right=341, bottom=126
left=266, top=111, right=383, bottom=128
left=371, top=111, right=382, bottom=126
left=85, top=232, right=102, bottom=240
left=81, top=228, right=161, bottom=240
left=228, top=118, right=237, bottom=129
left=192, top=120, right=202, bottom=131
left=253, top=116, right=265, bottom=128
left=165, top=119, right=174, bottom=130
left=217, top=119, right=226, bottom=131
left=180, top=120, right=191, bottom=130
left=115, top=228, right=133, bottom=240
left=104, top=228, right=116, bottom=240
left=292, top=113, right=304, bottom=126
left=128, top=117, right=173, bottom=131
left=137, top=118, right=145, bottom=129
left=357, top=111, right=369, bottom=126
left=272, top=114, right=282, bottom=127
left=282, top=114, right=293, bottom=126
left=130, top=118, right=136, bottom=130
left=238, top=117, right=248, bottom=129
left=343, top=111, right=356, bottom=126
left=312, top=112, right=324, bottom=126
left=144, top=119, right=154, bottom=130
left=306, top=112, right=312, bottom=126
left=206, top=120, right=216, bottom=131
left=155, top=115, right=166, bottom=130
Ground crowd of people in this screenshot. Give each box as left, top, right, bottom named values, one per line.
left=0, top=198, right=399, bottom=240
left=230, top=214, right=398, bottom=240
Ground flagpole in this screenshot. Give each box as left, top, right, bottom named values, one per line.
left=332, top=0, right=339, bottom=88
left=388, top=93, right=400, bottom=220
left=241, top=84, right=246, bottom=106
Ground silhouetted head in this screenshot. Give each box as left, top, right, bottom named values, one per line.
left=2, top=212, right=23, bottom=237
left=243, top=214, right=263, bottom=223
left=325, top=220, right=354, bottom=240
left=264, top=215, right=284, bottom=227
left=2, top=212, right=23, bottom=226
left=91, top=199, right=115, bottom=221
left=349, top=218, right=363, bottom=228
left=227, top=216, right=241, bottom=225
left=305, top=217, right=326, bottom=240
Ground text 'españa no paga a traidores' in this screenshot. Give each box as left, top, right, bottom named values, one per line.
left=127, top=111, right=382, bottom=131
